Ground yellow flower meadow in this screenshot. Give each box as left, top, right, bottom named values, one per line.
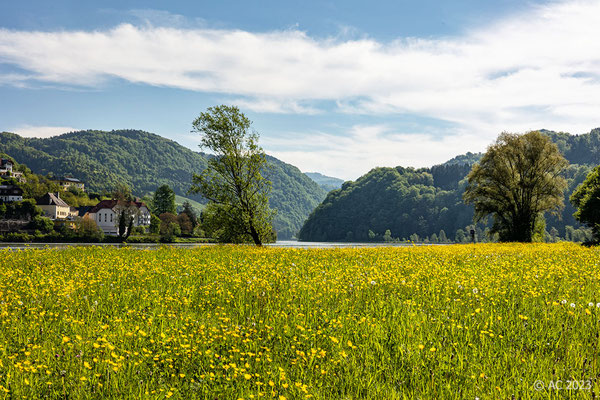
left=0, top=243, right=599, bottom=398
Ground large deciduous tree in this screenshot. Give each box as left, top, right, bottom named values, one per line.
left=189, top=105, right=275, bottom=245
left=463, top=131, right=568, bottom=242
left=153, top=184, right=176, bottom=215
left=570, top=165, right=600, bottom=242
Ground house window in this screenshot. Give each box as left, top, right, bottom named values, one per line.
left=110, top=214, right=113, bottom=222
left=105, top=213, right=107, bottom=222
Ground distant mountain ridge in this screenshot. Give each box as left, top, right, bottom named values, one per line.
left=299, top=128, right=600, bottom=242
left=0, top=129, right=326, bottom=239
left=304, top=172, right=344, bottom=192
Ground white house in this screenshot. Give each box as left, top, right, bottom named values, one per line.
left=88, top=199, right=151, bottom=235
left=0, top=159, right=25, bottom=182
left=0, top=159, right=13, bottom=174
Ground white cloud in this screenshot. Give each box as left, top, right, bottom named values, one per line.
left=0, top=1, right=599, bottom=176
left=231, top=98, right=320, bottom=114
left=0, top=73, right=34, bottom=88
left=10, top=125, right=78, bottom=138
left=264, top=125, right=490, bottom=180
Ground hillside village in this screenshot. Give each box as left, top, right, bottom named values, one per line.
left=0, top=157, right=197, bottom=242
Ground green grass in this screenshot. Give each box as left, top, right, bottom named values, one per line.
left=0, top=244, right=599, bottom=398
left=174, top=195, right=205, bottom=214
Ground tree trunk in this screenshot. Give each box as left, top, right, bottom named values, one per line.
left=124, top=217, right=134, bottom=240
left=249, top=223, right=262, bottom=246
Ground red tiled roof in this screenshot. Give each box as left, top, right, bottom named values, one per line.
left=89, top=199, right=118, bottom=213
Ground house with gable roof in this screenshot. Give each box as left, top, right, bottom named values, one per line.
left=36, top=192, right=71, bottom=219
left=88, top=199, right=151, bottom=235
left=51, top=176, right=85, bottom=191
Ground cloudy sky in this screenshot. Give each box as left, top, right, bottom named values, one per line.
left=1, top=0, right=599, bottom=180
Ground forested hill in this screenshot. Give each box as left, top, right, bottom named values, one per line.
left=0, top=130, right=326, bottom=239
left=263, top=156, right=328, bottom=239
left=304, top=172, right=344, bottom=192
left=541, top=128, right=600, bottom=165
left=298, top=164, right=474, bottom=242
left=299, top=128, right=600, bottom=242
left=442, top=152, right=482, bottom=166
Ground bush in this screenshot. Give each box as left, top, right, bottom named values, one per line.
left=3, top=232, right=34, bottom=242
left=131, top=226, right=146, bottom=235
left=2, top=199, right=42, bottom=220
left=149, top=214, right=161, bottom=234
left=30, top=215, right=54, bottom=233
left=193, top=225, right=205, bottom=238
left=160, top=222, right=181, bottom=243
left=126, top=235, right=159, bottom=243
left=77, top=217, right=104, bottom=242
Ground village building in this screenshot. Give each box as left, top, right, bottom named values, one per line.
left=0, top=159, right=25, bottom=183
left=0, top=158, right=13, bottom=174
left=37, top=192, right=70, bottom=219
left=0, top=185, right=24, bottom=202
left=51, top=176, right=85, bottom=191
left=74, top=205, right=93, bottom=219
left=88, top=199, right=151, bottom=235
left=69, top=206, right=79, bottom=219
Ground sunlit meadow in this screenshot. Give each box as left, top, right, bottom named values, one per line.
left=1, top=244, right=599, bottom=399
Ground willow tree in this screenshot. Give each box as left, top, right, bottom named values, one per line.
left=463, top=131, right=568, bottom=242
left=189, top=105, right=275, bottom=245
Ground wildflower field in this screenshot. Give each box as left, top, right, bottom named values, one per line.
left=1, top=244, right=599, bottom=399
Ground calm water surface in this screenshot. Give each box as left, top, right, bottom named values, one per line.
left=0, top=240, right=424, bottom=250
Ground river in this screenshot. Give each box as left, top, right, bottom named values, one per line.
left=0, top=240, right=427, bottom=250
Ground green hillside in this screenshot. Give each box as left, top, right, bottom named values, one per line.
left=0, top=130, right=326, bottom=239
left=304, top=172, right=344, bottom=192
left=299, top=129, right=600, bottom=242
left=174, top=195, right=205, bottom=214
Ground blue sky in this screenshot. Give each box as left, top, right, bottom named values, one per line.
left=1, top=0, right=599, bottom=179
